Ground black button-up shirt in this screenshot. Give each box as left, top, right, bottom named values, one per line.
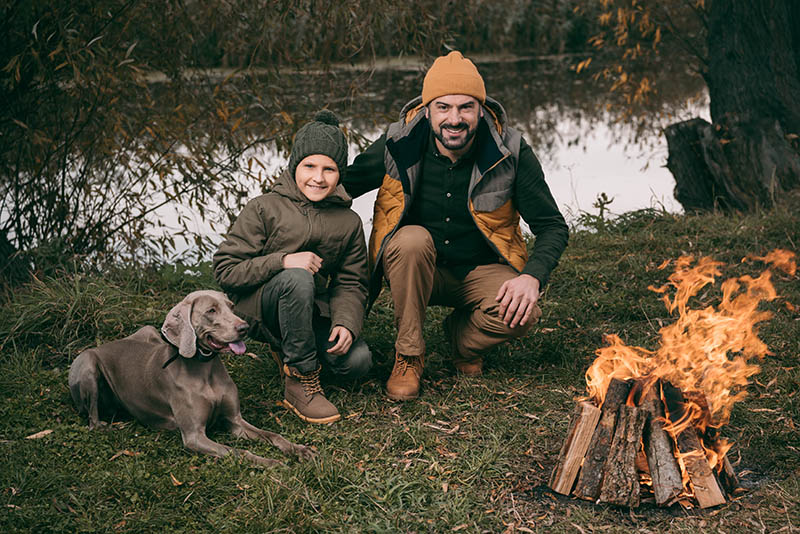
left=404, top=132, right=500, bottom=276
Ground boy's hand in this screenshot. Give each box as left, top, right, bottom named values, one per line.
left=327, top=326, right=353, bottom=356
left=282, top=251, right=322, bottom=273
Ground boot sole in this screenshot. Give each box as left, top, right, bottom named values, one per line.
left=281, top=399, right=341, bottom=424
left=386, top=390, right=419, bottom=401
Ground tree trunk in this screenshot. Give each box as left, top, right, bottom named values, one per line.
left=667, top=0, right=800, bottom=212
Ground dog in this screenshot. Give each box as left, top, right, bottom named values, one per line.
left=68, top=290, right=314, bottom=465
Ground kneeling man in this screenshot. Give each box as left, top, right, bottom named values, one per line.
left=343, top=51, right=569, bottom=400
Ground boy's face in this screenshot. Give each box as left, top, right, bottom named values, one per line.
left=294, top=154, right=340, bottom=202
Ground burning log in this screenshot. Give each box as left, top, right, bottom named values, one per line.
left=549, top=402, right=601, bottom=495
left=573, top=378, right=632, bottom=501
left=641, top=382, right=683, bottom=506
left=598, top=404, right=647, bottom=507
left=661, top=382, right=726, bottom=508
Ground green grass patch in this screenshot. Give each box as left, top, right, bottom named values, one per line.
left=1, top=205, right=798, bottom=533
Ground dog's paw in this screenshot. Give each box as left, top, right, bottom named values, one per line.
left=293, top=444, right=318, bottom=461
left=87, top=420, right=110, bottom=431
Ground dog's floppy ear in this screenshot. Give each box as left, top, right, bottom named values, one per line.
left=161, top=296, right=196, bottom=358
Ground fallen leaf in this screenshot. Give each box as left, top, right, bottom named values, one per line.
left=25, top=429, right=53, bottom=439
left=170, top=473, right=183, bottom=486
left=109, top=450, right=140, bottom=461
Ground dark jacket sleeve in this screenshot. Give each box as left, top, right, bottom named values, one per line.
left=514, top=137, right=569, bottom=287
left=342, top=133, right=388, bottom=199
left=328, top=215, right=369, bottom=339
left=212, top=199, right=287, bottom=293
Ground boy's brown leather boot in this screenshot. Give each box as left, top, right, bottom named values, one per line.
left=282, top=365, right=340, bottom=424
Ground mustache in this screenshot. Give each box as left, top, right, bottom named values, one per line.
left=440, top=122, right=469, bottom=131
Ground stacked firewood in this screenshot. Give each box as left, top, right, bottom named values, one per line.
left=549, top=378, right=739, bottom=508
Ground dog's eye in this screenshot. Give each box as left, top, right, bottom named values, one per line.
left=207, top=307, right=217, bottom=315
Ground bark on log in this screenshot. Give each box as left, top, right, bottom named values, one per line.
left=598, top=405, right=647, bottom=508
left=549, top=401, right=601, bottom=495
left=574, top=379, right=632, bottom=501
left=662, top=382, right=726, bottom=508
left=640, top=383, right=683, bottom=506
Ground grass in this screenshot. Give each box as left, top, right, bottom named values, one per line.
left=1, top=204, right=798, bottom=533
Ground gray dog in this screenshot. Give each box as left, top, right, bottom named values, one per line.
left=68, top=290, right=314, bottom=465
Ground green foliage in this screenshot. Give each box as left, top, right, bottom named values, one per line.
left=1, top=205, right=798, bottom=532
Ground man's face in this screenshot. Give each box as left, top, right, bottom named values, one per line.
left=427, top=95, right=482, bottom=153
left=294, top=154, right=339, bottom=201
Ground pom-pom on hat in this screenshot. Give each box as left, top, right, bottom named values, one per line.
left=288, top=109, right=348, bottom=179
left=422, top=51, right=486, bottom=106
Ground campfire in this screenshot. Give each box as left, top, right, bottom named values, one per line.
left=549, top=250, right=797, bottom=508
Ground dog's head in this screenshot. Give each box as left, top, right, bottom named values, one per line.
left=161, top=290, right=249, bottom=358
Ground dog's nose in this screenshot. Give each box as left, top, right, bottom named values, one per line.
left=236, top=322, right=249, bottom=335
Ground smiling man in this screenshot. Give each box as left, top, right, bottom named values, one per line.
left=343, top=51, right=569, bottom=401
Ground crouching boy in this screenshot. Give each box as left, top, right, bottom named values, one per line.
left=213, top=110, right=371, bottom=424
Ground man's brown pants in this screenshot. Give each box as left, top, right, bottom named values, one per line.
left=382, top=225, right=540, bottom=359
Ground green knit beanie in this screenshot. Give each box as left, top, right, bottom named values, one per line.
left=288, top=110, right=348, bottom=179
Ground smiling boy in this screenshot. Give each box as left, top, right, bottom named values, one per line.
left=213, top=110, right=371, bottom=424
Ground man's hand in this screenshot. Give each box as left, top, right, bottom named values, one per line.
left=282, top=251, right=322, bottom=273
left=327, top=326, right=353, bottom=356
left=496, top=274, right=541, bottom=328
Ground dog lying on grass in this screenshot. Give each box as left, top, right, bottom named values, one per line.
left=68, top=290, right=315, bottom=465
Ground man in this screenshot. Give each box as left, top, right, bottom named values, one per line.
left=343, top=51, right=568, bottom=401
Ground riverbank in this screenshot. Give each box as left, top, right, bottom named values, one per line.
left=1, top=204, right=798, bottom=533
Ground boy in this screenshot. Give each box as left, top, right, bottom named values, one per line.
left=213, top=110, right=371, bottom=424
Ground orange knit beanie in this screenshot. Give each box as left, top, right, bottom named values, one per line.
left=421, top=51, right=486, bottom=106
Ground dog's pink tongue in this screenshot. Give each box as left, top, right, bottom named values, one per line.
left=229, top=341, right=246, bottom=355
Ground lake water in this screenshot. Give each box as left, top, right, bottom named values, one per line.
left=156, top=57, right=709, bottom=258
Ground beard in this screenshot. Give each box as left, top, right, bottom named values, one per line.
left=432, top=121, right=478, bottom=151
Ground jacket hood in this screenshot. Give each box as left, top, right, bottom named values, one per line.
left=272, top=169, right=353, bottom=208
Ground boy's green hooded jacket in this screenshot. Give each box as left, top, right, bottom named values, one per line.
left=212, top=171, right=368, bottom=341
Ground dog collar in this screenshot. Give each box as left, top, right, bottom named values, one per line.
left=161, top=332, right=219, bottom=368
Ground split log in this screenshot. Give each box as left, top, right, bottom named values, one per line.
left=662, top=382, right=726, bottom=508
left=719, top=455, right=739, bottom=496
left=704, top=426, right=741, bottom=497
left=549, top=401, right=601, bottom=495
left=598, top=404, right=647, bottom=507
left=573, top=379, right=632, bottom=501
left=640, top=382, right=683, bottom=506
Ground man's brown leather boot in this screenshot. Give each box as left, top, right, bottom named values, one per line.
left=282, top=364, right=340, bottom=424
left=386, top=352, right=424, bottom=401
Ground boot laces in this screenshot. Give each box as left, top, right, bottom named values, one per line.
left=393, top=353, right=422, bottom=377
left=300, top=367, right=323, bottom=396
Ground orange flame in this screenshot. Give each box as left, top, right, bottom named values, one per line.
left=585, top=251, right=794, bottom=431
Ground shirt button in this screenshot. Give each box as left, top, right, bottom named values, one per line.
left=446, top=192, right=452, bottom=198
left=444, top=240, right=450, bottom=245
left=445, top=217, right=451, bottom=222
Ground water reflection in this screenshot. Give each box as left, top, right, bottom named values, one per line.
left=158, top=58, right=709, bottom=258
